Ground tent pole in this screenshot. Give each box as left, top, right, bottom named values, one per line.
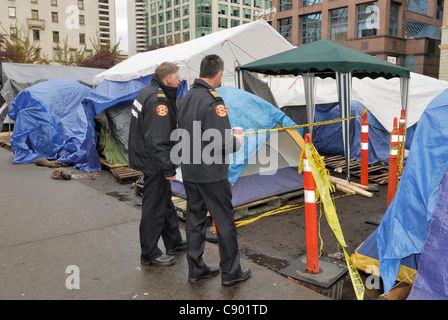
left=303, top=73, right=316, bottom=139
left=400, top=76, right=410, bottom=115
left=336, top=72, right=352, bottom=182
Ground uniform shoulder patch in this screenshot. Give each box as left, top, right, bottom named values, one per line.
left=156, top=105, right=169, bottom=117
left=209, top=89, right=221, bottom=99
left=215, top=104, right=228, bottom=118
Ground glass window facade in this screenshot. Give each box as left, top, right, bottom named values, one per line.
left=303, top=0, right=321, bottom=6
left=357, top=1, right=378, bottom=38
left=302, top=12, right=321, bottom=44
left=278, top=17, right=292, bottom=43
left=279, top=0, right=293, bottom=12
left=329, top=7, right=348, bottom=41
left=389, top=2, right=400, bottom=36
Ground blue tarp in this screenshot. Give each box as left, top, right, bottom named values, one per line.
left=8, top=75, right=189, bottom=172
left=377, top=89, right=448, bottom=293
left=408, top=165, right=448, bottom=300
left=352, top=228, right=420, bottom=285
left=313, top=100, right=415, bottom=163
left=8, top=78, right=99, bottom=171
left=217, top=86, right=302, bottom=184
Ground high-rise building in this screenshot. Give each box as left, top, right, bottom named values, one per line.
left=128, top=0, right=148, bottom=56
left=270, top=0, right=444, bottom=78
left=439, top=0, right=448, bottom=79
left=143, top=0, right=272, bottom=47
left=0, top=0, right=117, bottom=63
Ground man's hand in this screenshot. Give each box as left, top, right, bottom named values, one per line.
left=235, top=134, right=244, bottom=147
left=165, top=175, right=176, bottom=181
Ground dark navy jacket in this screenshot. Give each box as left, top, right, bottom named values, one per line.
left=128, top=76, right=177, bottom=177
left=177, top=79, right=241, bottom=183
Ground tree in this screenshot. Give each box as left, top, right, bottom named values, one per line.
left=53, top=36, right=87, bottom=66
left=89, top=31, right=122, bottom=61
left=0, top=24, right=49, bottom=65
left=80, top=49, right=116, bottom=69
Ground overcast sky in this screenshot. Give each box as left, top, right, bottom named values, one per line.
left=115, top=0, right=129, bottom=52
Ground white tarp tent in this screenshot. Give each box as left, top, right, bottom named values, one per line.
left=93, top=19, right=294, bottom=87
left=264, top=72, right=448, bottom=132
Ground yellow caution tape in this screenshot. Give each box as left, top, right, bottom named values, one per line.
left=300, top=143, right=365, bottom=301
left=243, top=114, right=362, bottom=136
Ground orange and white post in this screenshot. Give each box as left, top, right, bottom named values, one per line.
left=361, top=111, right=369, bottom=187
left=387, top=118, right=399, bottom=207
left=303, top=134, right=320, bottom=274
left=398, top=109, right=406, bottom=178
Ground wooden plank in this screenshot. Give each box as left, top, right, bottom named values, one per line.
left=351, top=165, right=384, bottom=175
left=335, top=184, right=357, bottom=195
left=329, top=176, right=373, bottom=198
left=100, top=157, right=126, bottom=170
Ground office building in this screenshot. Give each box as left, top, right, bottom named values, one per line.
left=144, top=0, right=273, bottom=47
left=1, top=0, right=117, bottom=63
left=271, top=0, right=444, bottom=77
left=128, top=0, right=148, bottom=56
left=439, top=1, right=448, bottom=79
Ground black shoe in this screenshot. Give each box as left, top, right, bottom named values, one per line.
left=222, top=267, right=251, bottom=286
left=141, top=254, right=176, bottom=266
left=166, top=240, right=188, bottom=255
left=188, top=267, right=220, bottom=283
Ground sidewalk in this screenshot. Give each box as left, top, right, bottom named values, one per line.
left=0, top=146, right=328, bottom=300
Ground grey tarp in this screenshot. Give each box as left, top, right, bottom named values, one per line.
left=242, top=70, right=279, bottom=108
left=0, top=63, right=105, bottom=128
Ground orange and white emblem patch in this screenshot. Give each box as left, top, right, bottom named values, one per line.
left=156, top=105, right=168, bottom=117
left=215, top=104, right=228, bottom=118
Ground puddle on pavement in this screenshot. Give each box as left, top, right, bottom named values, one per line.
left=105, top=191, right=131, bottom=202
left=241, top=249, right=382, bottom=300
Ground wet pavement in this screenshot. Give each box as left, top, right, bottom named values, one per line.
left=0, top=146, right=329, bottom=301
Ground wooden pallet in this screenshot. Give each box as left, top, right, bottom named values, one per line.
left=134, top=184, right=289, bottom=221
left=110, top=166, right=142, bottom=183
left=324, top=155, right=389, bottom=185
left=100, top=157, right=126, bottom=170
left=278, top=189, right=304, bottom=205
left=172, top=196, right=188, bottom=220
left=233, top=196, right=282, bottom=220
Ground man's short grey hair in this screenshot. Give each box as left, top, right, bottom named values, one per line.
left=155, top=62, right=179, bottom=80
left=200, top=54, right=224, bottom=79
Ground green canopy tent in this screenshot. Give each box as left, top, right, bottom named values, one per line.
left=237, top=39, right=410, bottom=181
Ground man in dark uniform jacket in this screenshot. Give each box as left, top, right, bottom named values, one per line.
left=129, top=62, right=186, bottom=266
left=177, top=54, right=251, bottom=285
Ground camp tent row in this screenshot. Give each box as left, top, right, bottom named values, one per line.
left=4, top=20, right=308, bottom=208
left=4, top=21, right=448, bottom=298
left=0, top=62, right=105, bottom=129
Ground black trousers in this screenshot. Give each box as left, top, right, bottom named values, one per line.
left=183, top=180, right=241, bottom=282
left=140, top=173, right=182, bottom=261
